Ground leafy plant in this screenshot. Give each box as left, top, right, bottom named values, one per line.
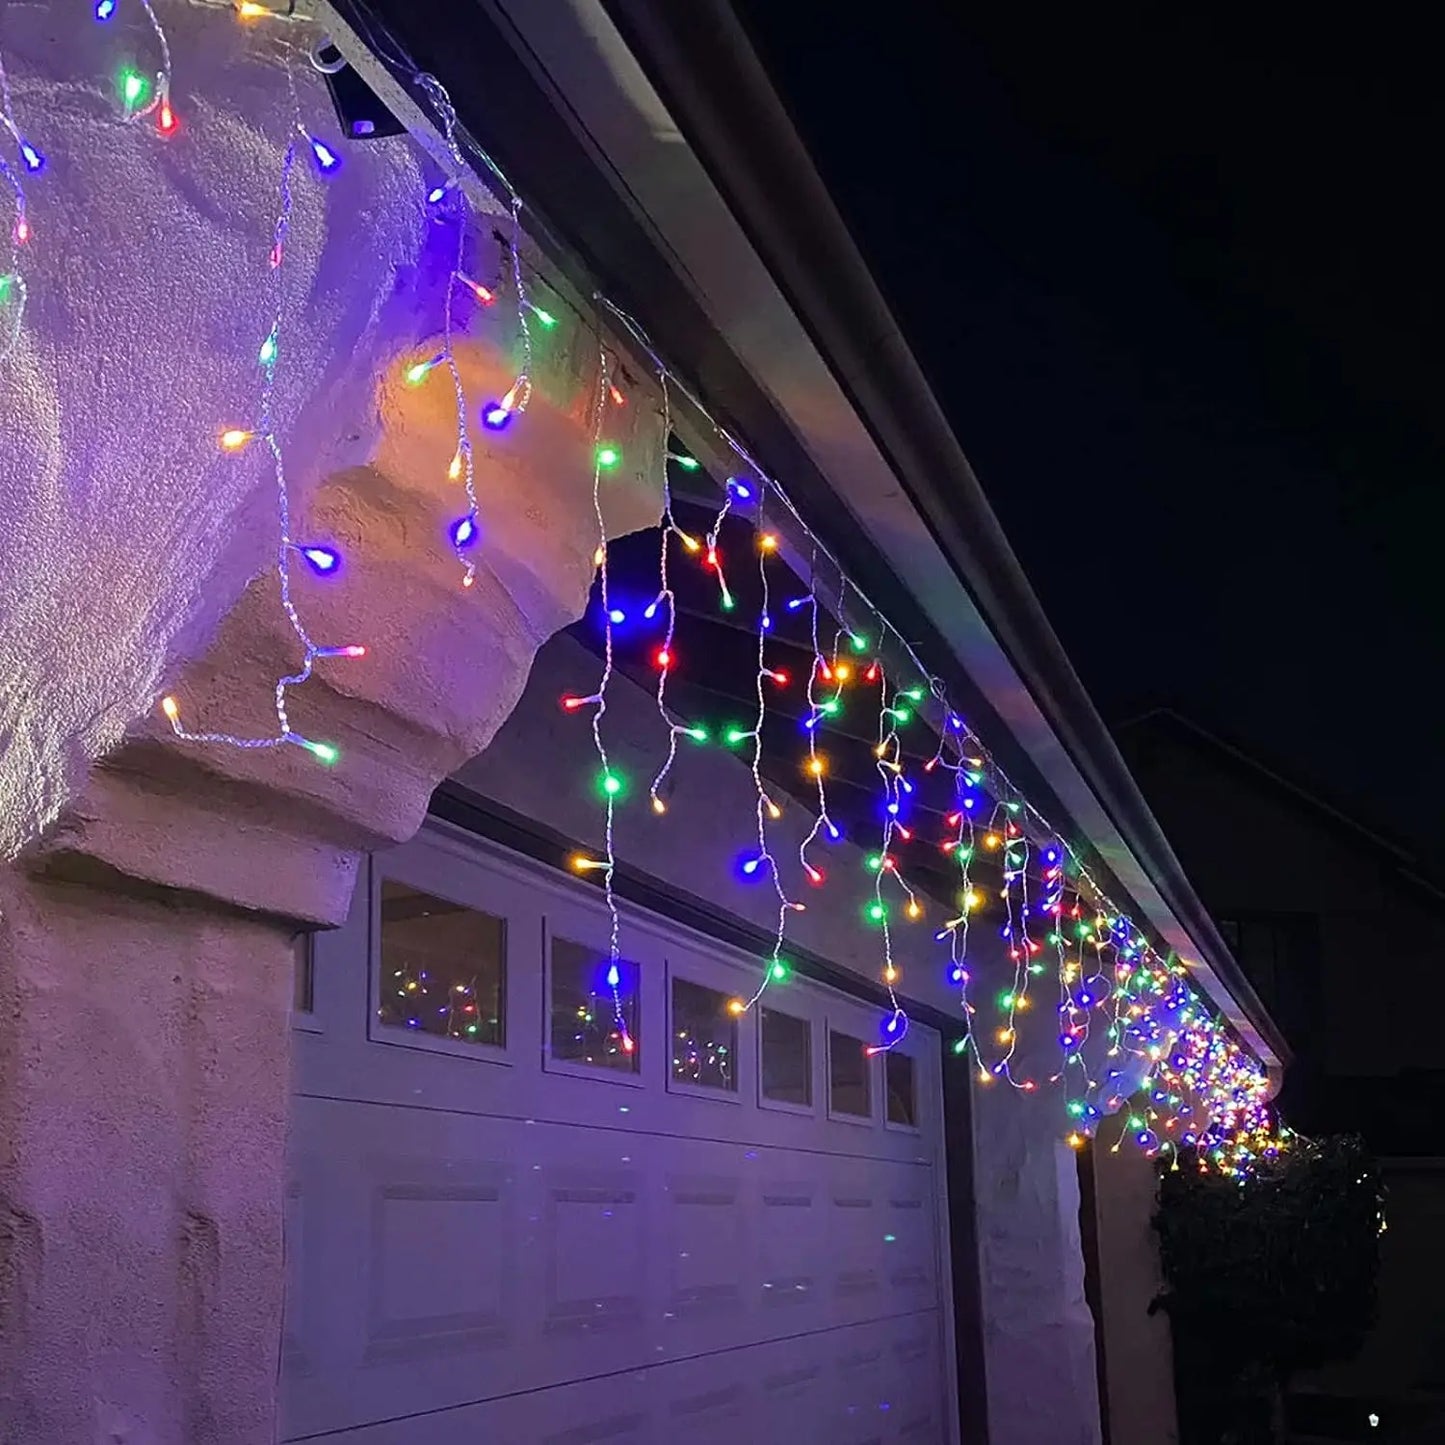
left=1153, top=1134, right=1384, bottom=1444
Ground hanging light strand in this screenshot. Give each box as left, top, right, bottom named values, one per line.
left=0, top=48, right=34, bottom=363
left=595, top=294, right=1266, bottom=1129
left=162, top=127, right=362, bottom=760
left=408, top=74, right=483, bottom=585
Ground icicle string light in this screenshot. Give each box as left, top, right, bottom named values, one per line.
left=126, top=0, right=175, bottom=135
left=593, top=296, right=1271, bottom=1157
left=161, top=133, right=360, bottom=759
left=0, top=45, right=32, bottom=364
left=75, top=8, right=1272, bottom=1168
left=736, top=486, right=803, bottom=1012
left=643, top=369, right=710, bottom=817
left=573, top=347, right=633, bottom=1054
left=410, top=73, right=480, bottom=585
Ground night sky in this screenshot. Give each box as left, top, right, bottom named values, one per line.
left=735, top=6, right=1443, bottom=870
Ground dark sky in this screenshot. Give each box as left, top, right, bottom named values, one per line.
left=735, top=5, right=1444, bottom=869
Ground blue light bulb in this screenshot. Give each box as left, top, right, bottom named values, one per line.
left=18, top=140, right=45, bottom=174
left=450, top=514, right=478, bottom=549
left=298, top=545, right=340, bottom=575
left=305, top=133, right=340, bottom=174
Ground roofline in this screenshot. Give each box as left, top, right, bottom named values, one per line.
left=599, top=0, right=1288, bottom=1068
left=1120, top=706, right=1445, bottom=903
left=323, top=0, right=1288, bottom=1070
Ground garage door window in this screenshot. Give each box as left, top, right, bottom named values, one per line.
left=671, top=976, right=737, bottom=1093
left=377, top=878, right=506, bottom=1047
left=886, top=1050, right=917, bottom=1128
left=549, top=936, right=640, bottom=1074
left=829, top=1029, right=872, bottom=1119
left=760, top=1006, right=812, bottom=1108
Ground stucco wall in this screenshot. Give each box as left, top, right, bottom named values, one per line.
left=1089, top=1136, right=1179, bottom=1445
left=0, top=0, right=427, bottom=858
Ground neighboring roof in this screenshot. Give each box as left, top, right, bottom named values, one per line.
left=1119, top=707, right=1445, bottom=905
left=325, top=0, right=1287, bottom=1069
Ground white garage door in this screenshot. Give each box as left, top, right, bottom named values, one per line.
left=284, top=821, right=959, bottom=1443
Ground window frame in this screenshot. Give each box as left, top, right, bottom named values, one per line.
left=883, top=1044, right=922, bottom=1135
left=367, top=857, right=513, bottom=1067
left=541, top=917, right=646, bottom=1089
left=826, top=1022, right=878, bottom=1127
left=664, top=962, right=744, bottom=1106
left=756, top=1002, right=817, bottom=1116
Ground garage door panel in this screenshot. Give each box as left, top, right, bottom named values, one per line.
left=365, top=1167, right=515, bottom=1363
left=665, top=1170, right=745, bottom=1320
left=283, top=1311, right=940, bottom=1444
left=758, top=1177, right=823, bottom=1306
left=285, top=829, right=957, bottom=1442
left=543, top=1165, right=648, bottom=1336
left=287, top=1106, right=944, bottom=1437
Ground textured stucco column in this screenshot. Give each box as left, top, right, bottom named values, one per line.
left=1088, top=1130, right=1179, bottom=1445
left=973, top=1065, right=1104, bottom=1445
left=0, top=4, right=662, bottom=1440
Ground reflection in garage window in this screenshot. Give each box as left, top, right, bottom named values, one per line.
left=761, top=1007, right=811, bottom=1106
left=829, top=1030, right=871, bottom=1117
left=377, top=879, right=505, bottom=1046
left=671, top=977, right=737, bottom=1091
left=886, top=1049, right=916, bottom=1126
left=550, top=937, right=639, bottom=1073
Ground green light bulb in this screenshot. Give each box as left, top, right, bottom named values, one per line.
left=533, top=306, right=558, bottom=328
left=849, top=633, right=868, bottom=653
left=671, top=453, right=700, bottom=471
left=405, top=361, right=430, bottom=385
left=903, top=687, right=925, bottom=703
left=770, top=961, right=788, bottom=982
left=952, top=1038, right=968, bottom=1055
left=120, top=68, right=148, bottom=110
left=866, top=902, right=886, bottom=922
left=598, top=770, right=624, bottom=799
left=684, top=725, right=708, bottom=743
left=597, top=445, right=620, bottom=469
left=998, top=992, right=1014, bottom=1010
left=258, top=331, right=277, bottom=365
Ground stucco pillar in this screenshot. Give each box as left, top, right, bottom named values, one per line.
left=973, top=1075, right=1104, bottom=1445
left=0, top=6, right=662, bottom=1440
left=1087, top=1132, right=1180, bottom=1445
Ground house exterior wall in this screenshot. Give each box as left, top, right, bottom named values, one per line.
left=1119, top=724, right=1445, bottom=1085
left=0, top=8, right=662, bottom=1438
left=0, top=5, right=1199, bottom=1441
left=1087, top=1137, right=1179, bottom=1445
left=1120, top=719, right=1444, bottom=1422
